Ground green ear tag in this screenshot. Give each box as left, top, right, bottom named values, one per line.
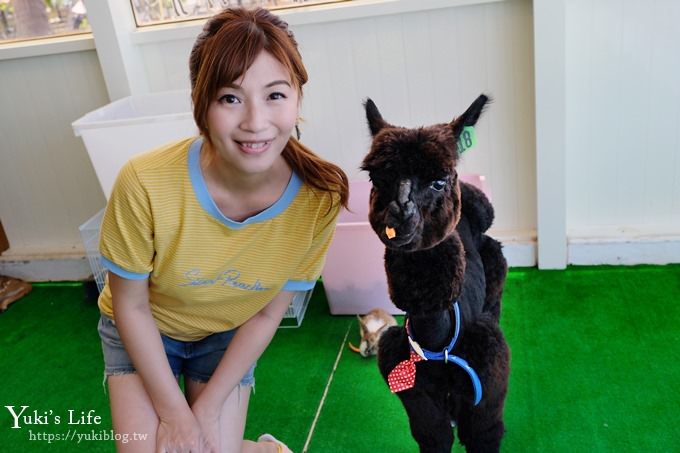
left=457, top=126, right=477, bottom=154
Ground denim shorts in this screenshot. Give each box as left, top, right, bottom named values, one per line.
left=98, top=315, right=255, bottom=386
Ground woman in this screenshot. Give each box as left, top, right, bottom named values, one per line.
left=97, top=7, right=349, bottom=452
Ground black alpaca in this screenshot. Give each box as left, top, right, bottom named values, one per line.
left=361, top=95, right=510, bottom=453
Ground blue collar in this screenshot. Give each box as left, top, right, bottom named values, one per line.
left=405, top=301, right=483, bottom=406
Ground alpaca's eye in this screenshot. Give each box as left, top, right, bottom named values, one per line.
left=430, top=179, right=447, bottom=191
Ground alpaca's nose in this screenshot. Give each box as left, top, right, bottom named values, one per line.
left=388, top=199, right=415, bottom=222
left=387, top=178, right=415, bottom=221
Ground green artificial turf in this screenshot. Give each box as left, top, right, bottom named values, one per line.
left=0, top=283, right=110, bottom=452
left=501, top=266, right=680, bottom=452
left=1, top=265, right=679, bottom=452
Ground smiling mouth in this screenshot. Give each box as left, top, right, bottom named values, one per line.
left=236, top=140, right=272, bottom=154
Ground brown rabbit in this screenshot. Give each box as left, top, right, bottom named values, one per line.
left=0, top=276, right=32, bottom=312
left=355, top=308, right=397, bottom=357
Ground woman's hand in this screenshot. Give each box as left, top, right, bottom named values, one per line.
left=109, top=274, right=211, bottom=452
left=155, top=409, right=211, bottom=453
left=192, top=400, right=221, bottom=453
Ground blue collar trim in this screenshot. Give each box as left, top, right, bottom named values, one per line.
left=188, top=137, right=302, bottom=229
left=405, top=301, right=483, bottom=406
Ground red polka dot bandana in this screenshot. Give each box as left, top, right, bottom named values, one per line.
left=387, top=351, right=425, bottom=393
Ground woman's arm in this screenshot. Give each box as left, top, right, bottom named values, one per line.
left=109, top=273, right=208, bottom=451
left=191, top=290, right=295, bottom=418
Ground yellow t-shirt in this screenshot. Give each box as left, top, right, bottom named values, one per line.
left=98, top=137, right=340, bottom=341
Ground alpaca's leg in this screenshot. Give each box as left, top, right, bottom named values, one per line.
left=456, top=390, right=506, bottom=453
left=378, top=329, right=454, bottom=452
left=398, top=389, right=455, bottom=453
left=479, top=235, right=507, bottom=322
left=456, top=315, right=510, bottom=453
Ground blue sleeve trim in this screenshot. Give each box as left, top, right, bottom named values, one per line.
left=283, top=280, right=316, bottom=291
left=101, top=256, right=150, bottom=280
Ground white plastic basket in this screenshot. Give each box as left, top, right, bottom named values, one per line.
left=78, top=208, right=107, bottom=293
left=72, top=89, right=197, bottom=200
left=280, top=288, right=313, bottom=328
left=78, top=208, right=310, bottom=328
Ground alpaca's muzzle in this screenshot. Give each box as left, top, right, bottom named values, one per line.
left=387, top=199, right=415, bottom=222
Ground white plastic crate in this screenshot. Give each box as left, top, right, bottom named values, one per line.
left=72, top=89, right=197, bottom=200
left=280, top=288, right=313, bottom=328
left=79, top=208, right=107, bottom=293
left=78, top=208, right=310, bottom=328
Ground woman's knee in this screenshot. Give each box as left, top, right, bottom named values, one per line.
left=218, top=384, right=252, bottom=452
left=107, top=373, right=158, bottom=452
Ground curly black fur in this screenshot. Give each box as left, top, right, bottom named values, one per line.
left=361, top=95, right=510, bottom=452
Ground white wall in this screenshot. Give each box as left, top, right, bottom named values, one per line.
left=0, top=49, right=108, bottom=254
left=565, top=0, right=680, bottom=264
left=1, top=0, right=679, bottom=280
left=137, top=0, right=537, bottom=239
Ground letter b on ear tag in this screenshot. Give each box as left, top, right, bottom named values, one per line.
left=457, top=126, right=477, bottom=154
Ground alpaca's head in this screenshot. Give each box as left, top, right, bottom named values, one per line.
left=361, top=95, right=489, bottom=251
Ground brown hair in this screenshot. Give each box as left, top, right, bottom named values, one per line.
left=189, top=7, right=348, bottom=209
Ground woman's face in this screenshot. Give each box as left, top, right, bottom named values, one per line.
left=205, top=50, right=299, bottom=176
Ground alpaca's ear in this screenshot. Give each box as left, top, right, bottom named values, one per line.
left=451, top=94, right=490, bottom=138
left=357, top=315, right=366, bottom=335
left=364, top=98, right=389, bottom=136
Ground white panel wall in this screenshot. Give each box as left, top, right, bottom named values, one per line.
left=3, top=0, right=678, bottom=274
left=139, top=0, right=537, bottom=236
left=141, top=38, right=195, bottom=93
left=566, top=0, right=680, bottom=239
left=0, top=50, right=109, bottom=254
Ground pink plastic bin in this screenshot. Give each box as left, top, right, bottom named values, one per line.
left=322, top=176, right=489, bottom=315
